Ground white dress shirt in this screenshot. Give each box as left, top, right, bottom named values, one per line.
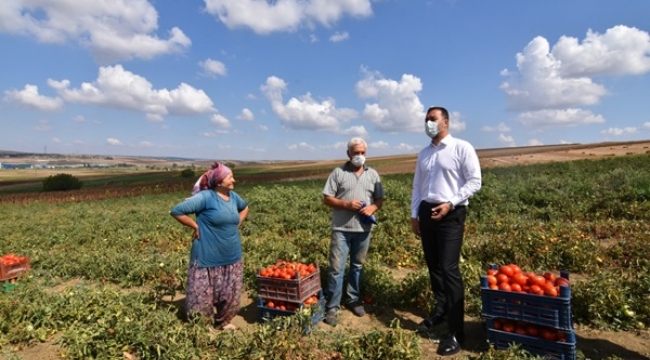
left=410, top=134, right=482, bottom=218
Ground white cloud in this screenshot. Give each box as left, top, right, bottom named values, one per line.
left=139, top=141, right=154, bottom=147
left=643, top=122, right=650, bottom=130
left=501, top=26, right=650, bottom=112
left=200, top=58, right=227, bottom=77
left=72, top=115, right=86, bottom=122
left=601, top=127, right=637, bottom=136
left=553, top=26, right=650, bottom=77
left=0, top=0, right=191, bottom=63
left=356, top=69, right=425, bottom=132
left=247, top=147, right=266, bottom=153
left=527, top=139, right=543, bottom=146
left=237, top=108, right=254, bottom=121
left=210, top=114, right=232, bottom=127
left=500, top=36, right=607, bottom=111
left=52, top=137, right=61, bottom=143
left=288, top=142, right=315, bottom=151
left=257, top=125, right=268, bottom=131
left=3, top=85, right=63, bottom=111
left=369, top=141, right=389, bottom=149
left=203, top=0, right=373, bottom=34
left=49, top=65, right=215, bottom=120
left=518, top=109, right=605, bottom=128
left=330, top=31, right=349, bottom=42
left=35, top=119, right=52, bottom=132
left=481, top=122, right=511, bottom=133
left=394, top=143, right=418, bottom=152
left=499, top=133, right=516, bottom=147
left=260, top=76, right=357, bottom=131
left=309, top=34, right=319, bottom=43
left=322, top=141, right=347, bottom=150
left=341, top=125, right=369, bottom=137
left=146, top=114, right=164, bottom=122
left=107, top=138, right=123, bottom=146
left=448, top=111, right=466, bottom=134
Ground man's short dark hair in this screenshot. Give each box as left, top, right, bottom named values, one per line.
left=426, top=106, right=449, bottom=120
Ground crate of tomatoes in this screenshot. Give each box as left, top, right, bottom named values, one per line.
left=480, top=263, right=573, bottom=330
left=258, top=290, right=325, bottom=334
left=257, top=260, right=321, bottom=303
left=485, top=317, right=576, bottom=360
left=1, top=253, right=30, bottom=282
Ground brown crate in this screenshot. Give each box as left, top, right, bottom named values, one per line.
left=0, top=257, right=30, bottom=282
left=257, top=264, right=322, bottom=303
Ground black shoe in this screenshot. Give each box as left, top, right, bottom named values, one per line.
left=416, top=314, right=445, bottom=332
left=344, top=301, right=366, bottom=317
left=437, top=334, right=462, bottom=356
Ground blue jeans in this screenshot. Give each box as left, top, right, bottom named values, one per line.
left=325, top=230, right=371, bottom=310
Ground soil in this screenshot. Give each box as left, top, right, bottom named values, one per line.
left=11, top=285, right=650, bottom=360
left=7, top=140, right=650, bottom=359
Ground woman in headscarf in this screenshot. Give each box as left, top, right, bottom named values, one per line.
left=170, top=162, right=249, bottom=330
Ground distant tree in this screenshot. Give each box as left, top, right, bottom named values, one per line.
left=43, top=173, right=83, bottom=191
left=180, top=168, right=195, bottom=178
left=225, top=161, right=236, bottom=170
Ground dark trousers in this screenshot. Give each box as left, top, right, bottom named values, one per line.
left=418, top=201, right=467, bottom=336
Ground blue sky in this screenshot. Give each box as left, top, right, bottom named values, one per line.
left=1, top=0, right=649, bottom=161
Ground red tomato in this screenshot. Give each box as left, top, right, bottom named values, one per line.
left=543, top=272, right=557, bottom=283
left=502, top=321, right=515, bottom=333
left=555, top=277, right=570, bottom=287
left=496, top=274, right=510, bottom=284
left=511, top=273, right=528, bottom=286
left=499, top=265, right=514, bottom=277
left=487, top=275, right=497, bottom=286
left=529, top=284, right=544, bottom=295
left=526, top=324, right=540, bottom=337
left=509, top=264, right=522, bottom=275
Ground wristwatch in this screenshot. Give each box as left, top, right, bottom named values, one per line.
left=446, top=201, right=455, bottom=211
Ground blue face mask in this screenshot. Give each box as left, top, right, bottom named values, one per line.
left=425, top=120, right=440, bottom=138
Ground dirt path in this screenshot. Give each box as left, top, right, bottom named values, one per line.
left=10, top=282, right=650, bottom=360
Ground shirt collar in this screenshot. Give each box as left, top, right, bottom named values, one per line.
left=344, top=161, right=368, bottom=171
left=431, top=134, right=454, bottom=148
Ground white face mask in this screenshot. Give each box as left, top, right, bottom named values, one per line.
left=425, top=120, right=440, bottom=138
left=350, top=155, right=366, bottom=167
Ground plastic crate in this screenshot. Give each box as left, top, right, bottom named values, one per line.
left=257, top=264, right=321, bottom=303
left=258, top=290, right=325, bottom=334
left=485, top=319, right=576, bottom=360
left=0, top=256, right=30, bottom=282
left=480, top=270, right=573, bottom=330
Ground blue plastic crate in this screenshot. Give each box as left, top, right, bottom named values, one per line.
left=480, top=267, right=573, bottom=330
left=486, top=320, right=576, bottom=360
left=258, top=290, right=324, bottom=334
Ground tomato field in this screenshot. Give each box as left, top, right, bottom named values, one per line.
left=1, top=154, right=649, bottom=359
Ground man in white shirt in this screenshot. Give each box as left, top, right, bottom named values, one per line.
left=410, top=106, right=482, bottom=356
